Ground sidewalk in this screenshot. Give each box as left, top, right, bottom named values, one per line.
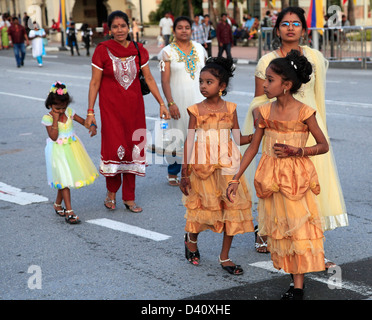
left=43, top=35, right=259, bottom=65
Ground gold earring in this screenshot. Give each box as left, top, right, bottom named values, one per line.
left=219, top=90, right=223, bottom=97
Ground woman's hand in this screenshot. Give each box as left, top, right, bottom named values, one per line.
left=84, top=114, right=96, bottom=129
left=88, top=124, right=97, bottom=137
left=273, top=143, right=302, bottom=158
left=169, top=104, right=181, bottom=120
left=179, top=176, right=191, bottom=196
left=160, top=104, right=171, bottom=120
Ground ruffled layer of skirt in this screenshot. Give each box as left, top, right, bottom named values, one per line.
left=183, top=169, right=254, bottom=236
left=257, top=190, right=325, bottom=274
left=45, top=135, right=98, bottom=189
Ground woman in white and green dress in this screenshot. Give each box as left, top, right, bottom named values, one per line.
left=158, top=16, right=208, bottom=186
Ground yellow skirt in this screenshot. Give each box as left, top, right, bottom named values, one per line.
left=183, top=170, right=254, bottom=236
left=258, top=190, right=325, bottom=274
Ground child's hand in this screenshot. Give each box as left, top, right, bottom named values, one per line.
left=273, top=143, right=302, bottom=158
left=226, top=183, right=238, bottom=203
left=179, top=176, right=191, bottom=196
left=49, top=109, right=61, bottom=121
left=89, top=123, right=97, bottom=137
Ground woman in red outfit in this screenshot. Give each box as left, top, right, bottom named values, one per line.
left=86, top=11, right=170, bottom=212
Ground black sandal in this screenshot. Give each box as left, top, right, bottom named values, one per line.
left=184, top=233, right=200, bottom=265
left=219, top=256, right=244, bottom=275
left=65, top=210, right=81, bottom=224
left=54, top=202, right=65, bottom=217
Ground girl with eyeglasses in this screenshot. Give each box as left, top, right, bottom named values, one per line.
left=241, top=7, right=348, bottom=266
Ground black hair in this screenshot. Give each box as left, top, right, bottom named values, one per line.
left=173, top=16, right=192, bottom=31
left=45, top=82, right=72, bottom=109
left=272, top=7, right=308, bottom=47
left=201, top=57, right=235, bottom=96
left=268, top=49, right=312, bottom=94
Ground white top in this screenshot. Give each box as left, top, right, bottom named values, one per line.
left=158, top=41, right=207, bottom=151
left=29, top=29, right=46, bottom=58
left=159, top=17, right=173, bottom=35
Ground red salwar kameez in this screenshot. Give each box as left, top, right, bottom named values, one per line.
left=92, top=39, right=149, bottom=200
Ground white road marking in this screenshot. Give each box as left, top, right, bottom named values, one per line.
left=249, top=260, right=372, bottom=297
left=86, top=218, right=171, bottom=241
left=0, top=182, right=48, bottom=205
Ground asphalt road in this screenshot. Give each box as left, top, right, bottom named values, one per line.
left=0, top=47, right=372, bottom=306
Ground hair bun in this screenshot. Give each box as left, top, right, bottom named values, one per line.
left=286, top=49, right=312, bottom=84
left=206, top=57, right=235, bottom=78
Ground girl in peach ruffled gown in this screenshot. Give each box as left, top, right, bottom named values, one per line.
left=180, top=57, right=255, bottom=275
left=227, top=50, right=329, bottom=299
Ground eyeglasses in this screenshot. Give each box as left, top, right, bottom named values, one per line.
left=280, top=21, right=302, bottom=28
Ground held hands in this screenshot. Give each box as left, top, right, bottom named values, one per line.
left=273, top=143, right=302, bottom=158
left=88, top=123, right=97, bottom=137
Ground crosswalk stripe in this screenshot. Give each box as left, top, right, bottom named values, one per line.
left=86, top=218, right=171, bottom=241
left=0, top=182, right=48, bottom=205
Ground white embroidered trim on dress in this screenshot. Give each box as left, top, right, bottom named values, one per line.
left=107, top=48, right=137, bottom=90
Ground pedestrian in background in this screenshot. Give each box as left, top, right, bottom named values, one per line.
left=202, top=14, right=213, bottom=57
left=191, top=15, right=206, bottom=47
left=159, top=12, right=173, bottom=46
left=7, top=16, right=29, bottom=67
left=42, top=81, right=98, bottom=224
left=131, top=17, right=139, bottom=42
left=80, top=23, right=93, bottom=56
left=0, top=14, right=11, bottom=49
left=67, top=21, right=80, bottom=56
left=216, top=13, right=233, bottom=60
left=28, top=21, right=46, bottom=67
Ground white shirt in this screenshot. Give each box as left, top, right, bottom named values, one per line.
left=159, top=17, right=173, bottom=35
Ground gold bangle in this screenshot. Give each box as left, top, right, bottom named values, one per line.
left=168, top=101, right=175, bottom=107
left=87, top=113, right=95, bottom=116
left=160, top=103, right=165, bottom=106
left=51, top=126, right=58, bottom=130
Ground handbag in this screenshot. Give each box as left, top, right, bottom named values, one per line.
left=133, top=41, right=150, bottom=95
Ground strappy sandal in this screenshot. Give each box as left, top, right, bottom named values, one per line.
left=254, top=225, right=269, bottom=254
left=104, top=192, right=116, bottom=210
left=167, top=176, right=180, bottom=186
left=65, top=210, right=81, bottom=224
left=123, top=201, right=143, bottom=213
left=219, top=256, right=244, bottom=275
left=184, top=233, right=200, bottom=265
left=54, top=202, right=65, bottom=217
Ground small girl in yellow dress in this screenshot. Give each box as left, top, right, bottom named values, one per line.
left=180, top=57, right=255, bottom=275
left=226, top=50, right=329, bottom=299
left=42, top=82, right=98, bottom=224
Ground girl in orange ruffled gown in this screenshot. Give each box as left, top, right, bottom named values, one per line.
left=227, top=50, right=329, bottom=299
left=180, top=57, right=255, bottom=275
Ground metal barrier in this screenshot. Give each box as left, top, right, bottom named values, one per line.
left=258, top=26, right=372, bottom=69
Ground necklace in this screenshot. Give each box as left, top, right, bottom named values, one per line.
left=171, top=41, right=199, bottom=80
left=202, top=100, right=226, bottom=112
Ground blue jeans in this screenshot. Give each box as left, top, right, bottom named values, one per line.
left=218, top=43, right=232, bottom=60
left=13, top=43, right=26, bottom=67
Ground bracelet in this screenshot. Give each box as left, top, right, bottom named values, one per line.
left=90, top=123, right=97, bottom=128
left=87, top=108, right=94, bottom=112
left=51, top=126, right=58, bottom=130
left=168, top=101, right=175, bottom=107
left=227, top=179, right=240, bottom=185
left=160, top=103, right=165, bottom=106
left=87, top=113, right=95, bottom=116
